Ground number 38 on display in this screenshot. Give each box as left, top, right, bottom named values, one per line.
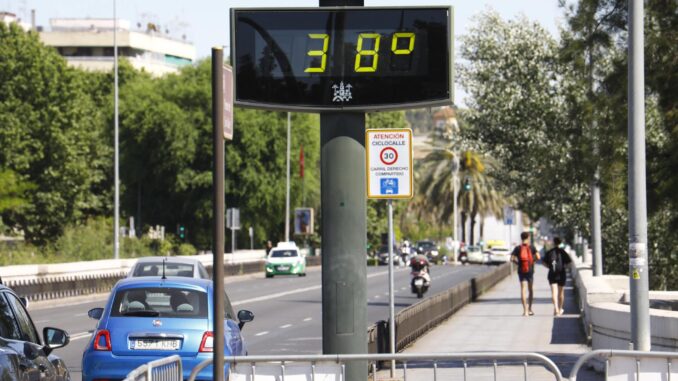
left=304, top=32, right=416, bottom=73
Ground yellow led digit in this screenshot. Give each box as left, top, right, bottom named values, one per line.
left=304, top=33, right=329, bottom=73
left=391, top=32, right=415, bottom=55
left=354, top=33, right=381, bottom=73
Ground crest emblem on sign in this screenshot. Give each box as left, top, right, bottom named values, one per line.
left=152, top=319, right=162, bottom=327
left=332, top=81, right=353, bottom=102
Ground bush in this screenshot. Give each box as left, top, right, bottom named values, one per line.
left=0, top=217, right=199, bottom=265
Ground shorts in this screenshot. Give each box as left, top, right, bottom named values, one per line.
left=518, top=271, right=533, bottom=283
left=548, top=272, right=566, bottom=286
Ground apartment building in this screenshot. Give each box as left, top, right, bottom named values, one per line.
left=39, top=18, right=195, bottom=76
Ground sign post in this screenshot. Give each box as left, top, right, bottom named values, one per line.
left=366, top=128, right=413, bottom=376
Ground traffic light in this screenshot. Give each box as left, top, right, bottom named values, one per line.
left=178, top=225, right=186, bottom=240
left=463, top=178, right=472, bottom=192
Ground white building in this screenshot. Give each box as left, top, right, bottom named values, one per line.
left=0, top=12, right=32, bottom=31
left=39, top=18, right=195, bottom=76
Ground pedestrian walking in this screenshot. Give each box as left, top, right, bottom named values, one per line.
left=542, top=237, right=572, bottom=315
left=511, top=232, right=540, bottom=316
left=265, top=240, right=273, bottom=256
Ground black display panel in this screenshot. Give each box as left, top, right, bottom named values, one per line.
left=231, top=7, right=452, bottom=111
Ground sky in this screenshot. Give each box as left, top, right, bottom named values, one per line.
left=4, top=0, right=566, bottom=59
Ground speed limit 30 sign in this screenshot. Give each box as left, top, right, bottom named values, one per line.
left=366, top=129, right=413, bottom=199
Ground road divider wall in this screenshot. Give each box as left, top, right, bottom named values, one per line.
left=6, top=254, right=322, bottom=301
left=368, top=262, right=512, bottom=353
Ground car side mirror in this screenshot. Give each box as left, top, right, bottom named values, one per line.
left=88, top=307, right=104, bottom=320
left=43, top=327, right=69, bottom=354
left=19, top=297, right=29, bottom=308
left=237, top=309, right=254, bottom=330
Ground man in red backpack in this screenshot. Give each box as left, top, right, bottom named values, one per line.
left=511, top=232, right=540, bottom=316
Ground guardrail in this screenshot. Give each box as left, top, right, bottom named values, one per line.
left=123, top=354, right=182, bottom=381
left=569, top=349, right=678, bottom=381
left=186, top=352, right=564, bottom=381
left=7, top=256, right=322, bottom=302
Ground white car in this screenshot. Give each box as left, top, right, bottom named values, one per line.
left=128, top=256, right=210, bottom=279
left=488, top=246, right=512, bottom=264
left=466, top=245, right=486, bottom=264
left=265, top=242, right=306, bottom=277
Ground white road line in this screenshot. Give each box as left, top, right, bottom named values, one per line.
left=70, top=332, right=92, bottom=341
left=75, top=312, right=88, bottom=317
left=280, top=324, right=292, bottom=329
left=34, top=320, right=49, bottom=324
left=232, top=270, right=391, bottom=306
left=303, top=317, right=312, bottom=322
left=255, top=331, right=269, bottom=336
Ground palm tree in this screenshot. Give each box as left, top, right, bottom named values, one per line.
left=416, top=146, right=509, bottom=245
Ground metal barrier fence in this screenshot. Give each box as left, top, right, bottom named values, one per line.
left=569, top=349, right=678, bottom=381
left=123, top=354, right=182, bottom=381
left=186, top=353, right=564, bottom=381
left=365, top=263, right=511, bottom=352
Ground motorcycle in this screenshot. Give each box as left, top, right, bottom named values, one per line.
left=410, top=268, right=430, bottom=299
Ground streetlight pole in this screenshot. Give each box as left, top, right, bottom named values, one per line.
left=628, top=0, right=650, bottom=351
left=285, top=112, right=291, bottom=242
left=452, top=155, right=459, bottom=264
left=113, top=0, right=120, bottom=260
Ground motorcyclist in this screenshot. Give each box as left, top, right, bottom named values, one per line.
left=409, top=254, right=431, bottom=286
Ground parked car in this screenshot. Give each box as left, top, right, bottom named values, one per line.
left=415, top=240, right=440, bottom=262
left=127, top=256, right=210, bottom=279
left=82, top=277, right=254, bottom=381
left=488, top=246, right=512, bottom=264
left=265, top=242, right=306, bottom=277
left=0, top=283, right=71, bottom=381
left=376, top=245, right=403, bottom=266
left=466, top=245, right=486, bottom=264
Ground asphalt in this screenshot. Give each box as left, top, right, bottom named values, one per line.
left=377, top=264, right=603, bottom=381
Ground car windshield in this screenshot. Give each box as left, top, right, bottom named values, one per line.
left=467, top=246, right=481, bottom=253
left=417, top=241, right=435, bottom=249
left=133, top=263, right=194, bottom=277
left=492, top=247, right=510, bottom=253
left=270, top=250, right=298, bottom=258
left=110, top=287, right=207, bottom=318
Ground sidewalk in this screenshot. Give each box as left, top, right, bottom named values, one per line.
left=383, top=264, right=602, bottom=380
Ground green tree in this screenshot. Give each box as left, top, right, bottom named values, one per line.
left=0, top=169, right=33, bottom=214
left=0, top=24, right=111, bottom=244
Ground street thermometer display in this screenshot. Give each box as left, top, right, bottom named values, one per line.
left=231, top=7, right=452, bottom=111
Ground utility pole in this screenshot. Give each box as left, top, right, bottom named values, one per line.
left=452, top=155, right=459, bottom=264
left=211, top=47, right=226, bottom=381
left=628, top=0, right=650, bottom=351
left=113, top=0, right=120, bottom=260
left=587, top=21, right=603, bottom=277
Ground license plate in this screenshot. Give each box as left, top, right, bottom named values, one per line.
left=132, top=339, right=180, bottom=350
left=277, top=265, right=290, bottom=271
left=414, top=279, right=424, bottom=286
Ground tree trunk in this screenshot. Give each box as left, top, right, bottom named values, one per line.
left=461, top=212, right=467, bottom=244
left=480, top=218, right=485, bottom=245
left=470, top=211, right=477, bottom=245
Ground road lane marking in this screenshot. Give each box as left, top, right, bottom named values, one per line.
left=303, top=317, right=312, bottom=322
left=70, top=332, right=92, bottom=341
left=232, top=270, right=392, bottom=306
left=255, top=331, right=269, bottom=336
left=34, top=320, right=49, bottom=324
left=75, top=312, right=88, bottom=317
left=280, top=324, right=292, bottom=329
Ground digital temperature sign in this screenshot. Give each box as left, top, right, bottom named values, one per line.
left=231, top=7, right=453, bottom=111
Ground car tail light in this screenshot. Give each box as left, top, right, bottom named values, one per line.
left=93, top=329, right=111, bottom=351
left=199, top=331, right=214, bottom=352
